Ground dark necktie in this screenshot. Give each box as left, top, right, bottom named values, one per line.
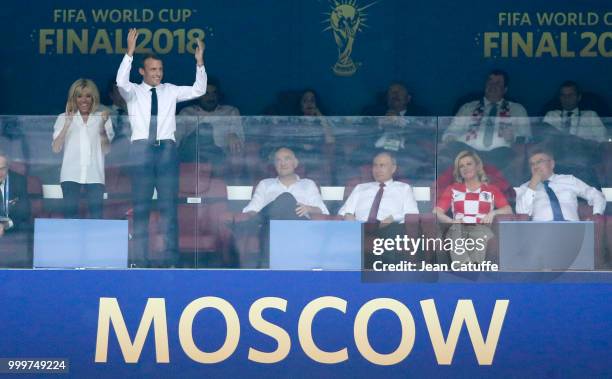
left=0, top=185, right=5, bottom=217
left=543, top=180, right=565, bottom=221
left=148, top=87, right=158, bottom=144
left=483, top=103, right=498, bottom=148
left=367, top=183, right=385, bottom=223
left=563, top=111, right=573, bottom=131
left=115, top=108, right=125, bottom=137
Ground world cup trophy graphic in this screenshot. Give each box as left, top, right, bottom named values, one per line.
left=324, top=0, right=376, bottom=77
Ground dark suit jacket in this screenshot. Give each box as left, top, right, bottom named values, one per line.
left=3, top=170, right=31, bottom=232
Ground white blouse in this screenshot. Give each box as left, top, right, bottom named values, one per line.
left=53, top=111, right=114, bottom=184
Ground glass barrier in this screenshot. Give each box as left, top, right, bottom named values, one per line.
left=0, top=115, right=610, bottom=272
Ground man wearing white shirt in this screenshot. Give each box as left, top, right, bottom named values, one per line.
left=178, top=78, right=245, bottom=180
left=441, top=70, right=531, bottom=183
left=541, top=81, right=608, bottom=188
left=178, top=77, right=244, bottom=152
left=515, top=148, right=606, bottom=221
left=373, top=82, right=433, bottom=181
left=543, top=81, right=608, bottom=143
left=340, top=151, right=421, bottom=267
left=240, top=147, right=327, bottom=268
left=243, top=147, right=328, bottom=218
left=116, top=28, right=207, bottom=267
left=339, top=151, right=419, bottom=223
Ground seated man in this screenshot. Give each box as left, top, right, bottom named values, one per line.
left=339, top=151, right=419, bottom=223
left=373, top=82, right=434, bottom=180
left=441, top=69, right=531, bottom=184
left=339, top=151, right=420, bottom=266
left=516, top=148, right=605, bottom=221
left=541, top=81, right=608, bottom=187
left=178, top=77, right=245, bottom=179
left=178, top=77, right=243, bottom=150
left=0, top=150, right=31, bottom=267
left=243, top=147, right=329, bottom=219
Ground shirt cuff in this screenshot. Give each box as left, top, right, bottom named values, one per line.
left=124, top=54, right=133, bottom=62
left=2, top=218, right=13, bottom=230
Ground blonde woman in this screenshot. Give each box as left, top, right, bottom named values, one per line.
left=433, top=150, right=512, bottom=263
left=52, top=79, right=114, bottom=218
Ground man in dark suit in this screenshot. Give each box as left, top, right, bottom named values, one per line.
left=0, top=151, right=32, bottom=267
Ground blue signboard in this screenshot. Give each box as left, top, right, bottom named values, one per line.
left=0, top=270, right=610, bottom=378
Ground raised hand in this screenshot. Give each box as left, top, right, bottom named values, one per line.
left=100, top=110, right=110, bottom=133
left=195, top=39, right=205, bottom=66
left=528, top=171, right=543, bottom=190
left=126, top=28, right=138, bottom=57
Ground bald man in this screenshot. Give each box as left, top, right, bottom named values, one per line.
left=243, top=147, right=328, bottom=219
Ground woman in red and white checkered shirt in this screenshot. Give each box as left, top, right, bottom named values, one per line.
left=433, top=150, right=512, bottom=264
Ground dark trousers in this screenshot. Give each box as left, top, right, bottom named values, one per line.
left=130, top=140, right=179, bottom=266
left=243, top=193, right=307, bottom=268
left=60, top=181, right=105, bottom=219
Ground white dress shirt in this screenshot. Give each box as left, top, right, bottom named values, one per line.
left=543, top=108, right=608, bottom=143
left=515, top=174, right=606, bottom=221
left=116, top=54, right=207, bottom=142
left=338, top=179, right=419, bottom=222
left=443, top=98, right=531, bottom=151
left=53, top=111, right=114, bottom=184
left=178, top=104, right=244, bottom=148
left=375, top=110, right=408, bottom=151
left=243, top=176, right=329, bottom=215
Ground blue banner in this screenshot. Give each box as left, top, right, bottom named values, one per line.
left=0, top=270, right=610, bottom=378
left=1, top=0, right=610, bottom=116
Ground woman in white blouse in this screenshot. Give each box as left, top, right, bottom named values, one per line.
left=52, top=79, right=114, bottom=218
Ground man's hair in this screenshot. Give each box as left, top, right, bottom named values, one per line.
left=560, top=80, right=581, bottom=95
left=374, top=151, right=397, bottom=166
left=203, top=76, right=222, bottom=101
left=207, top=76, right=220, bottom=90
left=488, top=69, right=509, bottom=87
left=528, top=146, right=554, bottom=160
left=140, top=52, right=162, bottom=67
left=387, top=81, right=409, bottom=94
left=273, top=146, right=296, bottom=160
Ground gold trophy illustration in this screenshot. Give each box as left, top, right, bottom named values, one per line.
left=324, top=0, right=376, bottom=77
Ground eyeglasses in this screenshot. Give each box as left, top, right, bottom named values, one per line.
left=529, top=159, right=551, bottom=167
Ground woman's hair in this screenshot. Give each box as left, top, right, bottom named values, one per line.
left=453, top=150, right=488, bottom=183
left=298, top=89, right=325, bottom=115
left=65, top=78, right=100, bottom=114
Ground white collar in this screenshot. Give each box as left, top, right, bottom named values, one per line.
left=563, top=108, right=579, bottom=115
left=141, top=82, right=159, bottom=91
left=276, top=174, right=300, bottom=187
left=484, top=97, right=504, bottom=107
left=375, top=179, right=394, bottom=186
